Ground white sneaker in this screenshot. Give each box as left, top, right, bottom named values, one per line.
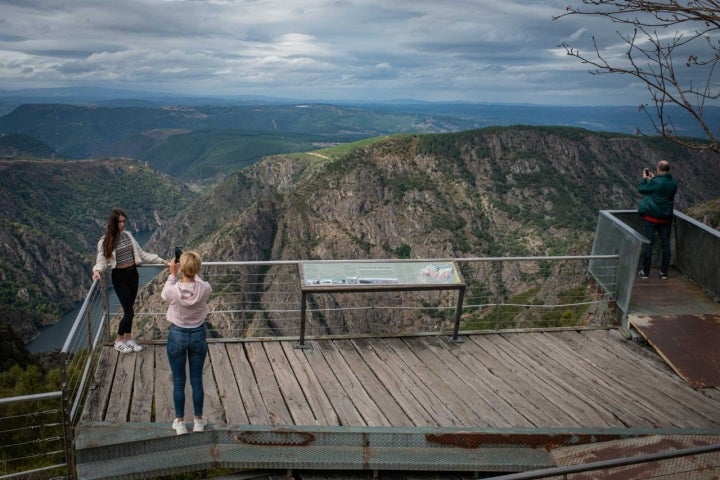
left=114, top=341, right=132, bottom=353
left=125, top=339, right=143, bottom=352
left=193, top=417, right=208, bottom=432
left=172, top=418, right=188, bottom=435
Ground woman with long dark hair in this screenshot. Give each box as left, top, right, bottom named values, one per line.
left=92, top=208, right=168, bottom=353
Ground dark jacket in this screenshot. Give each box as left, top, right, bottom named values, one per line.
left=637, top=173, right=678, bottom=220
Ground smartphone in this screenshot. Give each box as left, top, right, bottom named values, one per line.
left=643, top=168, right=650, bottom=176
left=174, top=246, right=183, bottom=263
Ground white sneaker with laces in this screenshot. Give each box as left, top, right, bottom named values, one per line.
left=114, top=341, right=132, bottom=353
left=193, top=417, right=208, bottom=432
left=172, top=418, right=188, bottom=435
left=125, top=339, right=143, bottom=352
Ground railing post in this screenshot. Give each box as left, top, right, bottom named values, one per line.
left=297, top=291, right=309, bottom=349
left=449, top=286, right=465, bottom=343
left=85, top=302, right=93, bottom=350
left=60, top=350, right=76, bottom=479
left=100, top=275, right=111, bottom=343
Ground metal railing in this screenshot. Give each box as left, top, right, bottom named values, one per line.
left=3, top=254, right=621, bottom=479
left=0, top=280, right=108, bottom=480
left=0, top=392, right=67, bottom=479
left=6, top=207, right=720, bottom=479
left=598, top=209, right=720, bottom=333
left=126, top=256, right=619, bottom=343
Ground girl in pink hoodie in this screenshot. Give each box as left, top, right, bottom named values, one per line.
left=162, top=250, right=212, bottom=435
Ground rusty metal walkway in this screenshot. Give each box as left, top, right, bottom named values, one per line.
left=628, top=266, right=720, bottom=388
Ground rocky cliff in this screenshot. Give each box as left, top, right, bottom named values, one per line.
left=143, top=126, right=720, bottom=337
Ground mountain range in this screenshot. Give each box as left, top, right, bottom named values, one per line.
left=1, top=89, right=719, bottom=347
left=2, top=86, right=719, bottom=185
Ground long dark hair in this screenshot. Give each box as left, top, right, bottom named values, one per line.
left=101, top=208, right=127, bottom=259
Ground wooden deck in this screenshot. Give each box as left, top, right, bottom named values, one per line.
left=80, top=329, right=720, bottom=431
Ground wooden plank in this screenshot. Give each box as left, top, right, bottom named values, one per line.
left=282, top=342, right=340, bottom=426
left=555, top=331, right=682, bottom=423
left=489, top=334, right=612, bottom=427
left=225, top=343, right=269, bottom=425
left=129, top=345, right=154, bottom=422
left=403, top=337, right=524, bottom=427
left=531, top=331, right=707, bottom=428
left=264, top=341, right=317, bottom=425
left=419, top=336, right=535, bottom=427
left=302, top=340, right=366, bottom=426
left=350, top=338, right=436, bottom=427
left=562, top=330, right=720, bottom=427
left=562, top=330, right=701, bottom=424
left=208, top=343, right=248, bottom=424
left=104, top=351, right=136, bottom=423
left=316, top=340, right=389, bottom=426
left=365, top=338, right=459, bottom=426
left=484, top=333, right=605, bottom=427
left=583, top=329, right=720, bottom=418
left=332, top=339, right=413, bottom=427
left=80, top=346, right=117, bottom=423
left=466, top=335, right=575, bottom=427
left=153, top=344, right=174, bottom=423
left=383, top=337, right=488, bottom=426
left=201, top=346, right=224, bottom=425
left=528, top=332, right=657, bottom=427
left=245, top=342, right=293, bottom=426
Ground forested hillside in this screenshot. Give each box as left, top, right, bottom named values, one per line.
left=0, top=103, right=478, bottom=182
left=0, top=158, right=195, bottom=342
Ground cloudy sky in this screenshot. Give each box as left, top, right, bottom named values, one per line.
left=0, top=0, right=711, bottom=106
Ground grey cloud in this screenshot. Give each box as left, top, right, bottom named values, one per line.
left=0, top=0, right=713, bottom=106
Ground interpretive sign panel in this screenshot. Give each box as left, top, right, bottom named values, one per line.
left=297, top=261, right=466, bottom=346
left=300, top=261, right=463, bottom=287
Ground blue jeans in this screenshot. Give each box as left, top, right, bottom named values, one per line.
left=642, top=220, right=672, bottom=275
left=167, top=324, right=207, bottom=418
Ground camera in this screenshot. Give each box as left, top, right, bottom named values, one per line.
left=174, top=247, right=183, bottom=264
left=643, top=168, right=651, bottom=176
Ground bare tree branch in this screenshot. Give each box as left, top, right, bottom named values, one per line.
left=554, top=0, right=720, bottom=154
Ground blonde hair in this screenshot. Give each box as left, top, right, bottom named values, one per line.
left=179, top=250, right=202, bottom=278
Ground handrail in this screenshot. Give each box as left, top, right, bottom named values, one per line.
left=491, top=442, right=720, bottom=480
left=5, top=254, right=622, bottom=479
left=0, top=391, right=62, bottom=405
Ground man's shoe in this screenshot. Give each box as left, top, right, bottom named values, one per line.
left=193, top=417, right=208, bottom=432
left=659, top=272, right=669, bottom=280
left=125, top=339, right=143, bottom=352
left=637, top=270, right=649, bottom=279
left=114, top=341, right=132, bottom=353
left=172, top=418, right=188, bottom=435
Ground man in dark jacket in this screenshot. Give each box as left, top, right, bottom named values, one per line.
left=637, top=160, right=678, bottom=279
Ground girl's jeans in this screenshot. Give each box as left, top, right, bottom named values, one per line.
left=167, top=324, right=207, bottom=418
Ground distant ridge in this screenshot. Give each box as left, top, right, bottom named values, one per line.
left=1, top=86, right=717, bottom=140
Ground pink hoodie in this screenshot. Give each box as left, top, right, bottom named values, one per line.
left=161, top=274, right=212, bottom=328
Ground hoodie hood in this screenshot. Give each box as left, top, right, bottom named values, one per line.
left=176, top=281, right=203, bottom=306
left=162, top=274, right=212, bottom=328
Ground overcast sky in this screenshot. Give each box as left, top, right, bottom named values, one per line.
left=0, top=0, right=714, bottom=106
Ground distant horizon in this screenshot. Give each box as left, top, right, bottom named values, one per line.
left=0, top=85, right=700, bottom=110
